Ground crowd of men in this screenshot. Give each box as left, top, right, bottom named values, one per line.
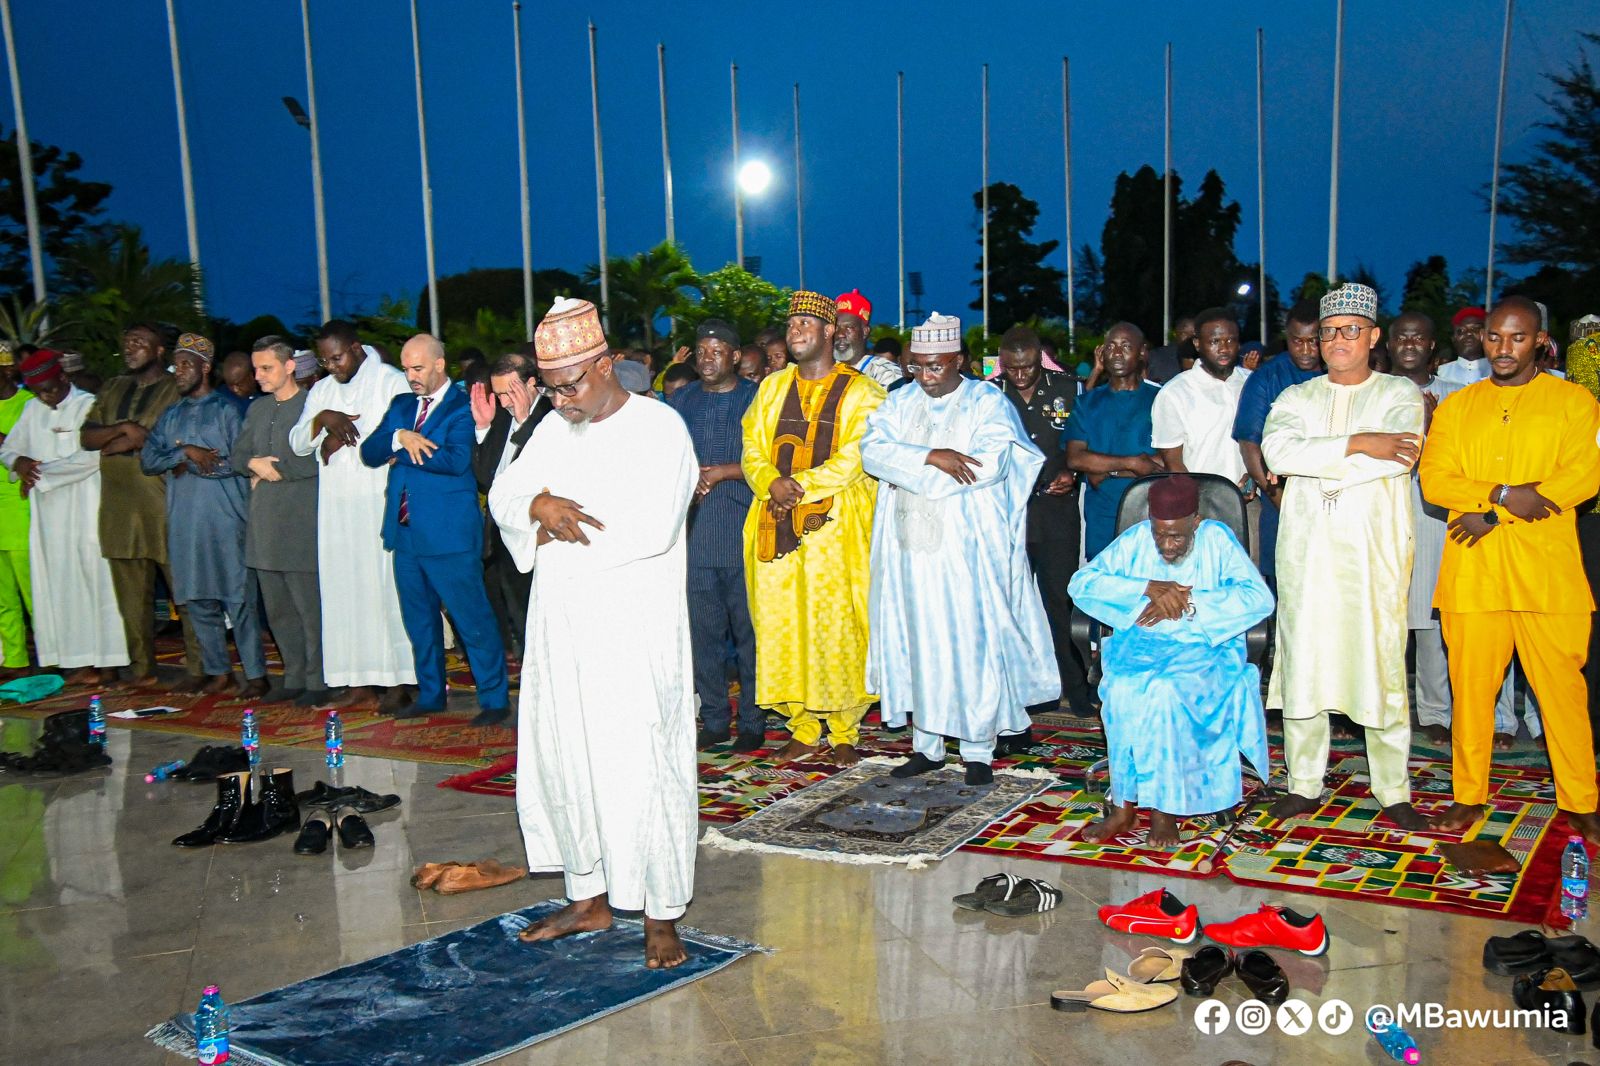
left=4, top=283, right=1600, bottom=966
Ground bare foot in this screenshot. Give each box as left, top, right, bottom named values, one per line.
left=1421, top=724, right=1451, bottom=745
left=518, top=896, right=613, bottom=944
left=200, top=674, right=236, bottom=695
left=236, top=677, right=270, bottom=701
left=1329, top=715, right=1357, bottom=740
left=1430, top=801, right=1486, bottom=834
left=1566, top=810, right=1600, bottom=849
left=1268, top=792, right=1321, bottom=822
left=644, top=917, right=687, bottom=969
left=1493, top=732, right=1516, bottom=751
left=96, top=668, right=123, bottom=688
left=319, top=687, right=374, bottom=710
left=831, top=743, right=860, bottom=767
left=1082, top=801, right=1138, bottom=843
left=1379, top=801, right=1430, bottom=831
left=64, top=667, right=100, bottom=687
left=772, top=739, right=821, bottom=765
left=378, top=686, right=413, bottom=714
left=1148, top=810, right=1182, bottom=847
left=170, top=673, right=207, bottom=695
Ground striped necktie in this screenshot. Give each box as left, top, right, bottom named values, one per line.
left=397, top=395, right=433, bottom=526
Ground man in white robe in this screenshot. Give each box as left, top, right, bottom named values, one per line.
left=862, top=313, right=1058, bottom=785
left=288, top=322, right=416, bottom=708
left=0, top=351, right=129, bottom=683
left=488, top=298, right=698, bottom=969
left=1262, top=283, right=1428, bottom=829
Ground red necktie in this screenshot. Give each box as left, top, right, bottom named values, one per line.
left=398, top=396, right=433, bottom=526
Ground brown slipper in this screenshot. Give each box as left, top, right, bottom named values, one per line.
left=409, top=861, right=463, bottom=890
left=433, top=858, right=529, bottom=895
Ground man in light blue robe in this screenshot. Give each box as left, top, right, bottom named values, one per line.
left=1068, top=474, right=1273, bottom=845
left=862, top=312, right=1059, bottom=786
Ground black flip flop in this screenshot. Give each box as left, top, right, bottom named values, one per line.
left=983, top=877, right=1062, bottom=916
left=953, top=872, right=1025, bottom=911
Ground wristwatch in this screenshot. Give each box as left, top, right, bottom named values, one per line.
left=1482, top=510, right=1499, bottom=526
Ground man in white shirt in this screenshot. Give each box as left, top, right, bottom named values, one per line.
left=1150, top=308, right=1252, bottom=487
left=472, top=355, right=550, bottom=656
left=1436, top=306, right=1488, bottom=386
left=834, top=289, right=906, bottom=389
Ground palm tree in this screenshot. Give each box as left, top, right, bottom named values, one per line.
left=54, top=224, right=201, bottom=357
left=0, top=295, right=73, bottom=347
left=584, top=241, right=701, bottom=350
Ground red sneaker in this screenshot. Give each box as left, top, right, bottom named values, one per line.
left=1097, top=888, right=1199, bottom=944
left=1204, top=904, right=1329, bottom=956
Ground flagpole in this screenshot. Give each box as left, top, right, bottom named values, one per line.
left=1256, top=27, right=1267, bottom=344
left=409, top=0, right=439, bottom=335
left=1062, top=56, right=1075, bottom=350
left=1485, top=0, right=1513, bottom=310
left=658, top=43, right=674, bottom=246
left=1327, top=0, right=1344, bottom=282
left=1162, top=43, right=1172, bottom=341
left=732, top=63, right=743, bottom=270
left=896, top=71, right=906, bottom=330
left=981, top=63, right=989, bottom=342
left=588, top=22, right=609, bottom=330
left=512, top=2, right=533, bottom=340
left=299, top=0, right=330, bottom=324
left=0, top=0, right=44, bottom=307
left=164, top=0, right=202, bottom=312
left=793, top=82, right=805, bottom=290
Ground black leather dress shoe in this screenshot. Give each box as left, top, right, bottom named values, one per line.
left=1512, top=966, right=1586, bottom=1034
left=172, top=771, right=251, bottom=847
left=334, top=807, right=375, bottom=849
left=221, top=768, right=301, bottom=844
left=1484, top=930, right=1554, bottom=975
left=295, top=780, right=344, bottom=808
left=392, top=702, right=443, bottom=721
left=1235, top=950, right=1290, bottom=1006
left=293, top=812, right=331, bottom=855
left=1548, top=936, right=1600, bottom=988
left=470, top=707, right=511, bottom=729
left=172, top=745, right=248, bottom=783
left=1181, top=945, right=1233, bottom=996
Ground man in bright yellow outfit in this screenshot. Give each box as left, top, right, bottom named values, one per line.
left=742, top=291, right=886, bottom=766
left=1421, top=296, right=1600, bottom=846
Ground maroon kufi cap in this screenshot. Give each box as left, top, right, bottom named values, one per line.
left=1148, top=475, right=1200, bottom=520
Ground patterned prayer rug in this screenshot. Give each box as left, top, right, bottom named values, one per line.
left=147, top=901, right=764, bottom=1066
left=701, top=759, right=1057, bottom=866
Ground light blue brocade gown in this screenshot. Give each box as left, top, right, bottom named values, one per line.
left=1069, top=520, right=1274, bottom=815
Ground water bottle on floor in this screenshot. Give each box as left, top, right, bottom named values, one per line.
left=1562, top=836, right=1589, bottom=922
left=145, top=759, right=186, bottom=783
left=87, top=694, right=105, bottom=747
left=1369, top=1017, right=1420, bottom=1063
left=325, top=709, right=344, bottom=769
left=241, top=708, right=259, bottom=772
left=194, top=984, right=231, bottom=1064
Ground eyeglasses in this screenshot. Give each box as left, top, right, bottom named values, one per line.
left=907, top=360, right=960, bottom=377
left=535, top=357, right=601, bottom=398
left=1318, top=324, right=1371, bottom=341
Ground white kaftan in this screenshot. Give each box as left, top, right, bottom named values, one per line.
left=0, top=389, right=130, bottom=668
left=288, top=349, right=416, bottom=688
left=489, top=395, right=698, bottom=920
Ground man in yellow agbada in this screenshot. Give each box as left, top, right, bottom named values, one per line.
left=1421, top=296, right=1600, bottom=847
left=742, top=290, right=886, bottom=766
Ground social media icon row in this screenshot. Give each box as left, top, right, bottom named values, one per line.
left=1193, top=997, right=1354, bottom=1036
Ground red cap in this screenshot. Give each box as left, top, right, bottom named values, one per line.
left=18, top=348, right=64, bottom=387
left=1452, top=307, right=1486, bottom=328
left=1149, top=475, right=1200, bottom=520
left=835, top=289, right=872, bottom=324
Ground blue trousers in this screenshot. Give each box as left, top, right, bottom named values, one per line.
left=687, top=564, right=759, bottom=736
left=393, top=549, right=508, bottom=712
left=1258, top=494, right=1280, bottom=578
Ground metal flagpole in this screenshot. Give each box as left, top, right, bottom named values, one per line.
left=1256, top=27, right=1267, bottom=344
left=897, top=71, right=906, bottom=330
left=793, top=83, right=805, bottom=290
left=1485, top=0, right=1513, bottom=310
left=299, top=0, right=330, bottom=324
left=1062, top=56, right=1075, bottom=350
left=164, top=0, right=203, bottom=311
left=588, top=22, right=609, bottom=330
left=658, top=43, right=674, bottom=246
left=1327, top=0, right=1344, bottom=282
left=512, top=2, right=533, bottom=339
left=732, top=63, right=743, bottom=270
left=981, top=63, right=989, bottom=341
left=410, top=0, right=439, bottom=335
left=1162, top=43, right=1171, bottom=341
left=0, top=0, right=42, bottom=308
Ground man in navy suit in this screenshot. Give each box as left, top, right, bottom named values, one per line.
left=361, top=334, right=510, bottom=726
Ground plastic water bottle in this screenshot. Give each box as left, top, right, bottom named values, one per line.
left=1370, top=1018, right=1420, bottom=1064
left=87, top=694, right=105, bottom=747
left=145, top=759, right=187, bottom=783
left=194, top=985, right=231, bottom=1064
left=241, top=709, right=259, bottom=772
left=324, top=709, right=344, bottom=769
left=1562, top=836, right=1590, bottom=922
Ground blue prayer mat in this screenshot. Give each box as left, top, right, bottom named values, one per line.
left=147, top=901, right=765, bottom=1066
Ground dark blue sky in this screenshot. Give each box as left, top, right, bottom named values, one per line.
left=9, top=1, right=1594, bottom=334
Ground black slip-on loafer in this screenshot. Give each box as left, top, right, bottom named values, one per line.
left=1180, top=945, right=1232, bottom=997
left=293, top=813, right=331, bottom=855
left=335, top=807, right=375, bottom=849
left=1548, top=936, right=1600, bottom=988
left=1235, top=950, right=1290, bottom=1006
left=1484, top=930, right=1554, bottom=976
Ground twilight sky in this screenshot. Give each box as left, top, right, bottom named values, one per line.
left=8, top=0, right=1595, bottom=333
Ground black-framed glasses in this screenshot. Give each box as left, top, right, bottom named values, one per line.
left=907, top=359, right=961, bottom=377
left=1318, top=324, right=1370, bottom=341
left=535, top=357, right=601, bottom=398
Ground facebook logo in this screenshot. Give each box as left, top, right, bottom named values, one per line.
left=1194, top=999, right=1231, bottom=1035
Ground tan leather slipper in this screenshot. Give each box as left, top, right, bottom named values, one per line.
left=1128, top=945, right=1191, bottom=983
left=433, top=858, right=529, bottom=895
left=1051, top=969, right=1178, bottom=1013
left=409, top=861, right=462, bottom=890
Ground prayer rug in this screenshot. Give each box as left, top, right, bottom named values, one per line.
left=701, top=758, right=1056, bottom=866
left=147, top=901, right=765, bottom=1066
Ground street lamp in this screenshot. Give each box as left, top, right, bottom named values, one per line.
left=738, top=160, right=772, bottom=197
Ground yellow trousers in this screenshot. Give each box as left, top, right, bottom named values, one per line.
left=780, top=702, right=870, bottom=747
left=1441, top=610, right=1598, bottom=812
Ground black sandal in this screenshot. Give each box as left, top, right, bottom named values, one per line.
left=983, top=877, right=1062, bottom=916
left=953, top=872, right=1026, bottom=911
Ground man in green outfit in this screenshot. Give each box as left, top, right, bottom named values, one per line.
left=0, top=345, right=31, bottom=674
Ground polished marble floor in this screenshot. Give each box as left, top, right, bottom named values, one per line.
left=0, top=718, right=1595, bottom=1066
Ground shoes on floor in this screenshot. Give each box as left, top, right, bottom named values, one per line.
left=1234, top=950, right=1290, bottom=1005
left=392, top=701, right=444, bottom=721
left=333, top=806, right=374, bottom=849
left=732, top=732, right=765, bottom=754
left=964, top=762, right=994, bottom=786
left=1126, top=946, right=1190, bottom=984
left=953, top=872, right=1028, bottom=911
left=172, top=770, right=252, bottom=847
left=470, top=707, right=511, bottom=729
left=434, top=859, right=527, bottom=894
left=1098, top=888, right=1200, bottom=944
left=1204, top=904, right=1329, bottom=956
left=1512, top=965, right=1586, bottom=1034
left=221, top=767, right=301, bottom=844
left=1486, top=931, right=1600, bottom=988
left=170, top=745, right=248, bottom=783
left=994, top=729, right=1035, bottom=757
left=1051, top=969, right=1178, bottom=1013
left=294, top=782, right=401, bottom=814
left=410, top=861, right=462, bottom=889
left=293, top=811, right=332, bottom=855
left=982, top=877, right=1061, bottom=916
left=890, top=753, right=944, bottom=779
left=696, top=728, right=731, bottom=749
left=1180, top=945, right=1233, bottom=996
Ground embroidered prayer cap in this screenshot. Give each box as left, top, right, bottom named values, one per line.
left=696, top=318, right=740, bottom=348
left=293, top=349, right=317, bottom=377
left=174, top=332, right=215, bottom=364
left=59, top=349, right=85, bottom=373
left=1319, top=283, right=1378, bottom=323
left=787, top=290, right=837, bottom=325
left=0, top=342, right=13, bottom=367
left=1148, top=474, right=1200, bottom=520
left=835, top=289, right=872, bottom=324
left=1451, top=306, right=1486, bottom=327
left=910, top=312, right=962, bottom=355
left=535, top=297, right=609, bottom=370
left=18, top=348, right=63, bottom=387
left=1572, top=314, right=1600, bottom=341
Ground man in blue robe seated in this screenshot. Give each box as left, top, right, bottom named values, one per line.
left=861, top=312, right=1060, bottom=786
left=1068, top=475, right=1273, bottom=845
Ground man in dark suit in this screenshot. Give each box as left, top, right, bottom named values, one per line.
left=361, top=334, right=510, bottom=726
left=470, top=353, right=549, bottom=656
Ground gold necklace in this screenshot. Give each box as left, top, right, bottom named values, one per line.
left=1495, top=382, right=1530, bottom=424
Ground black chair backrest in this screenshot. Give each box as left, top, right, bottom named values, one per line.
left=1114, top=472, right=1250, bottom=552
